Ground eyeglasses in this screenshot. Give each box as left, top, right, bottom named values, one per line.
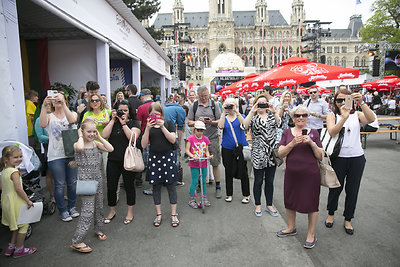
left=90, top=99, right=100, bottom=103
left=309, top=91, right=318, bottom=94
left=196, top=129, right=205, bottom=132
left=294, top=113, right=308, bottom=118
left=335, top=98, right=345, bottom=103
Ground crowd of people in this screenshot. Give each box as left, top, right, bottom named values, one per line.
left=0, top=81, right=384, bottom=257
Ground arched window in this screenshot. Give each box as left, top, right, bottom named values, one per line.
left=203, top=56, right=208, bottom=68
left=242, top=55, right=248, bottom=66
left=361, top=57, right=367, bottom=66
left=341, top=57, right=346, bottom=67
left=354, top=57, right=360, bottom=67
left=249, top=55, right=256, bottom=66
left=327, top=57, right=332, bottom=65
left=219, top=43, right=226, bottom=53
left=334, top=57, right=339, bottom=66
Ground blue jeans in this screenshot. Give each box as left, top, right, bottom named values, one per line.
left=48, top=157, right=78, bottom=214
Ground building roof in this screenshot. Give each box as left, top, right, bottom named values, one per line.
left=153, top=10, right=288, bottom=28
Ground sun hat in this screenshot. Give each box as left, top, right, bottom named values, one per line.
left=194, top=121, right=206, bottom=130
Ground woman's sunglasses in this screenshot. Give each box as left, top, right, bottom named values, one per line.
left=90, top=99, right=100, bottom=103
left=294, top=113, right=308, bottom=118
left=335, top=98, right=345, bottom=103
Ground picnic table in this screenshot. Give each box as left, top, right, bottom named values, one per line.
left=360, top=116, right=400, bottom=148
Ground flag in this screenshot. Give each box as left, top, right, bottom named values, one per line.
left=261, top=21, right=265, bottom=66
left=272, top=32, right=275, bottom=66
left=356, top=0, right=361, bottom=4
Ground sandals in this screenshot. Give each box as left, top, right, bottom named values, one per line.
left=70, top=244, right=92, bottom=253
left=96, top=232, right=107, bottom=241
left=153, top=214, right=162, bottom=227
left=104, top=213, right=116, bottom=224
left=171, top=214, right=180, bottom=227
left=123, top=217, right=133, bottom=225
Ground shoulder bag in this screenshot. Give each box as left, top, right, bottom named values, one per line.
left=124, top=131, right=145, bottom=172
left=319, top=150, right=341, bottom=188
left=260, top=131, right=283, bottom=167
left=320, top=114, right=344, bottom=158
left=227, top=118, right=250, bottom=161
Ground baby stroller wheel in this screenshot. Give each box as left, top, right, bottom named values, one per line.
left=48, top=201, right=56, bottom=215
left=25, top=225, right=32, bottom=240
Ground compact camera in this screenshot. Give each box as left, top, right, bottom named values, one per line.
left=225, top=104, right=234, bottom=110
left=116, top=109, right=124, bottom=117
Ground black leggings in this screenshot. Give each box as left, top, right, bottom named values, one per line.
left=253, top=166, right=276, bottom=206
left=106, top=160, right=136, bottom=206
left=152, top=183, right=177, bottom=205
left=327, top=155, right=366, bottom=221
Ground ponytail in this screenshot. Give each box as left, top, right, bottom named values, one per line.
left=0, top=156, right=6, bottom=171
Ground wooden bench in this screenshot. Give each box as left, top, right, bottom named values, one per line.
left=360, top=130, right=400, bottom=149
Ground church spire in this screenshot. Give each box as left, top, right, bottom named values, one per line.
left=172, top=0, right=184, bottom=24
left=291, top=0, right=306, bottom=25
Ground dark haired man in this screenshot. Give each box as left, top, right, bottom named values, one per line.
left=125, top=84, right=142, bottom=121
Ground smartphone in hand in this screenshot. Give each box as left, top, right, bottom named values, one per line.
left=302, top=129, right=308, bottom=135
left=344, top=95, right=353, bottom=110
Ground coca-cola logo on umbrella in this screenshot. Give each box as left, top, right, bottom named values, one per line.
left=290, top=63, right=329, bottom=76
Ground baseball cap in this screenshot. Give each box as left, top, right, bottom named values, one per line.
left=140, top=89, right=152, bottom=96
left=194, top=121, right=206, bottom=130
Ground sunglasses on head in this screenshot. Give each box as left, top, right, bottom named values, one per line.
left=309, top=91, right=318, bottom=94
left=294, top=113, right=308, bottom=118
left=90, top=99, right=100, bottom=103
left=335, top=98, right=345, bottom=103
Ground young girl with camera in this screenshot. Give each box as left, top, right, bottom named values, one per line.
left=185, top=121, right=213, bottom=208
left=70, top=119, right=113, bottom=253
left=1, top=145, right=36, bottom=258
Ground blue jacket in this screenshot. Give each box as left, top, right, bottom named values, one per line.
left=164, top=103, right=186, bottom=131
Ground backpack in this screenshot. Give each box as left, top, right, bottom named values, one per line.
left=192, top=100, right=217, bottom=120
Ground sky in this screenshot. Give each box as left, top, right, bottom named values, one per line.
left=150, top=0, right=375, bottom=29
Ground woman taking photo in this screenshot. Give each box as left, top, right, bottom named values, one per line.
left=39, top=93, right=78, bottom=222
left=141, top=102, right=179, bottom=227
left=325, top=89, right=374, bottom=235
left=217, top=98, right=250, bottom=204
left=102, top=100, right=140, bottom=225
left=243, top=94, right=282, bottom=217
left=277, top=105, right=323, bottom=249
left=276, top=90, right=294, bottom=142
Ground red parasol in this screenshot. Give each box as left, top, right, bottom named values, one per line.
left=361, top=75, right=400, bottom=91
left=218, top=73, right=262, bottom=95
left=253, top=56, right=360, bottom=88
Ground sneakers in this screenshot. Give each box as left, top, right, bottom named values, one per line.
left=215, top=188, right=222, bottom=199
left=69, top=207, right=80, bottom=218
left=176, top=181, right=185, bottom=186
left=203, top=196, right=211, bottom=207
left=5, top=244, right=15, bottom=256
left=13, top=247, right=37, bottom=258
left=60, top=211, right=72, bottom=222
left=188, top=198, right=198, bottom=209
left=143, top=188, right=153, bottom=195
left=241, top=196, right=250, bottom=204
left=225, top=196, right=232, bottom=202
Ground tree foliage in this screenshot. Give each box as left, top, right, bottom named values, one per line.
left=123, top=0, right=161, bottom=21
left=360, top=0, right=400, bottom=43
left=123, top=0, right=164, bottom=44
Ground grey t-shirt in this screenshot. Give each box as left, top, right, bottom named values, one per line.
left=188, top=100, right=221, bottom=139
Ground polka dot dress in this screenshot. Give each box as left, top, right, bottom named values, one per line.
left=146, top=150, right=178, bottom=185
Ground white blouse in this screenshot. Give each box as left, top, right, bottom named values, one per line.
left=337, top=112, right=364, bottom=158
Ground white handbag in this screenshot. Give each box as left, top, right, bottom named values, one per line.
left=320, top=115, right=344, bottom=158
left=124, top=132, right=145, bottom=172
left=319, top=150, right=341, bottom=188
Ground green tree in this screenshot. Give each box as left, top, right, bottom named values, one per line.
left=123, top=0, right=164, bottom=44
left=360, top=0, right=400, bottom=43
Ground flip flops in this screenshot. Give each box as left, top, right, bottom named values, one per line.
left=70, top=244, right=92, bottom=253
left=96, top=232, right=107, bottom=241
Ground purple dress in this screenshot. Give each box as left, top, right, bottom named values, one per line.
left=279, top=128, right=322, bottom=213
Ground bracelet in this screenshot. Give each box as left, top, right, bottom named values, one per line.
left=360, top=102, right=366, bottom=106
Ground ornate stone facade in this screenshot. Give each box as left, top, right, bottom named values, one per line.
left=153, top=0, right=367, bottom=86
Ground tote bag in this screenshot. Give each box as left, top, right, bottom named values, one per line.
left=320, top=115, right=344, bottom=158
left=319, top=150, right=341, bottom=188
left=124, top=132, right=145, bottom=172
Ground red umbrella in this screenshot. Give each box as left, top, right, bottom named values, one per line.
left=219, top=74, right=262, bottom=95
left=253, top=56, right=360, bottom=88
left=361, top=75, right=400, bottom=91
left=296, top=86, right=308, bottom=95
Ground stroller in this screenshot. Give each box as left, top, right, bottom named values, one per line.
left=0, top=141, right=56, bottom=238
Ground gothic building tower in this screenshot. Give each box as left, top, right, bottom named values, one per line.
left=255, top=0, right=267, bottom=25
left=291, top=0, right=306, bottom=25
left=208, top=0, right=235, bottom=60
left=172, top=0, right=184, bottom=24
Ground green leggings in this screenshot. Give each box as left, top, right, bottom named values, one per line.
left=190, top=167, right=207, bottom=197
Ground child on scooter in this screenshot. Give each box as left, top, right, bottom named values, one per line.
left=185, top=121, right=213, bottom=208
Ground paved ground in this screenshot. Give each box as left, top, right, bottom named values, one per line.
left=1, top=117, right=400, bottom=266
